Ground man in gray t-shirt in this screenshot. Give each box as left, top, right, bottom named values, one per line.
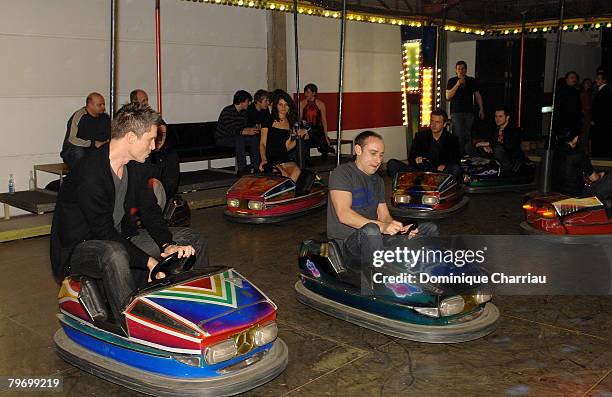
left=327, top=131, right=438, bottom=273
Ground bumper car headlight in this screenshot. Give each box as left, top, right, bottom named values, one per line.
left=227, top=198, right=240, bottom=208
left=413, top=306, right=440, bottom=318
left=394, top=194, right=411, bottom=204
left=422, top=195, right=440, bottom=205
left=204, top=339, right=237, bottom=365
left=254, top=322, right=278, bottom=346
left=440, top=295, right=465, bottom=317
left=248, top=200, right=264, bottom=210
left=474, top=292, right=492, bottom=305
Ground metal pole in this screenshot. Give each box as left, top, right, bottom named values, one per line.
left=518, top=11, right=526, bottom=128
left=335, top=0, right=347, bottom=166
left=155, top=0, right=163, bottom=114
left=438, top=2, right=448, bottom=111
left=293, top=0, right=304, bottom=168
left=539, top=0, right=565, bottom=193
left=109, top=0, right=118, bottom=117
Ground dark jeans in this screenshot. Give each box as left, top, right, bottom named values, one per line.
left=308, top=126, right=333, bottom=154
left=386, top=159, right=463, bottom=182
left=217, top=135, right=260, bottom=170
left=60, top=145, right=89, bottom=168
left=451, top=112, right=474, bottom=156
left=70, top=227, right=208, bottom=320
left=340, top=222, right=439, bottom=274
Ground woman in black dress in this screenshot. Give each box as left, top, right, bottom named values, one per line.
left=259, top=90, right=308, bottom=181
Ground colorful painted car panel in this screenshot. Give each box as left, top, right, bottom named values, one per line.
left=391, top=172, right=463, bottom=211
left=226, top=175, right=326, bottom=218
left=58, top=268, right=278, bottom=365
left=522, top=192, right=612, bottom=235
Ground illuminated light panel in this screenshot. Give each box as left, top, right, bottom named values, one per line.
left=400, top=40, right=421, bottom=126
left=420, top=67, right=434, bottom=127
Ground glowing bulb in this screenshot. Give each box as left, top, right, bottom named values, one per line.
left=573, top=25, right=579, bottom=30
left=595, top=23, right=601, bottom=29
left=237, top=0, right=243, bottom=5
left=543, top=27, right=548, bottom=32
left=307, top=9, right=313, bottom=14
left=324, top=11, right=330, bottom=17
left=513, top=29, right=518, bottom=34
left=279, top=5, right=285, bottom=10
left=333, top=12, right=339, bottom=18
left=607, top=23, right=612, bottom=28
left=563, top=25, right=568, bottom=30
left=298, top=7, right=303, bottom=12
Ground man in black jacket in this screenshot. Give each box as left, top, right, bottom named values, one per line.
left=387, top=109, right=461, bottom=181
left=591, top=71, right=612, bottom=157
left=473, top=106, right=525, bottom=176
left=50, top=102, right=208, bottom=320
left=552, top=127, right=612, bottom=200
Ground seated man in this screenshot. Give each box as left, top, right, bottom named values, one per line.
left=247, top=89, right=272, bottom=132
left=215, top=90, right=260, bottom=175
left=387, top=109, right=461, bottom=181
left=60, top=92, right=111, bottom=168
left=50, top=102, right=208, bottom=321
left=473, top=106, right=525, bottom=176
left=130, top=88, right=180, bottom=205
left=328, top=130, right=438, bottom=275
left=552, top=127, right=612, bottom=201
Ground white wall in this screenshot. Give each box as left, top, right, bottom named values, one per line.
left=285, top=14, right=407, bottom=160
left=0, top=0, right=269, bottom=216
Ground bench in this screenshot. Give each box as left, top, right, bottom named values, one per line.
left=166, top=122, right=237, bottom=170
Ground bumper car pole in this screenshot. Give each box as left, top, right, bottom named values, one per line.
left=292, top=0, right=304, bottom=170
left=155, top=0, right=163, bottom=115
left=539, top=0, right=565, bottom=194
left=109, top=0, right=118, bottom=117
left=335, top=0, right=347, bottom=167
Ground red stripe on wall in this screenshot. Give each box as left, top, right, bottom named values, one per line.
left=296, top=92, right=406, bottom=132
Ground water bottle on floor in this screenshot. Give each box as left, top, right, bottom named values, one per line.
left=8, top=174, right=15, bottom=193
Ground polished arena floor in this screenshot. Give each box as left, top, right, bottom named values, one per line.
left=0, top=185, right=610, bottom=397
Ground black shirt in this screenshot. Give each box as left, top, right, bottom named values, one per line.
left=246, top=103, right=272, bottom=129
left=447, top=76, right=479, bottom=113
left=551, top=143, right=593, bottom=196
left=408, top=129, right=461, bottom=168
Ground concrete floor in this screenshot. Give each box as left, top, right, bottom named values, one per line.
left=0, top=187, right=610, bottom=397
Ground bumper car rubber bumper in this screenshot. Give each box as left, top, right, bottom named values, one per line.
left=294, top=281, right=499, bottom=343
left=389, top=195, right=469, bottom=220
left=465, top=181, right=536, bottom=194
left=54, top=329, right=288, bottom=397
left=520, top=221, right=612, bottom=244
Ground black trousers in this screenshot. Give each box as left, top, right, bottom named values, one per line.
left=70, top=227, right=208, bottom=320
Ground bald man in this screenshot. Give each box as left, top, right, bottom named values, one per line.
left=60, top=92, right=111, bottom=167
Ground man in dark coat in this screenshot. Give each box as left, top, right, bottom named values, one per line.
left=387, top=109, right=461, bottom=182
left=591, top=71, right=612, bottom=157
left=50, top=102, right=208, bottom=320
left=473, top=106, right=525, bottom=176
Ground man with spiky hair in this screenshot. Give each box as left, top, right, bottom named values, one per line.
left=51, top=102, right=208, bottom=320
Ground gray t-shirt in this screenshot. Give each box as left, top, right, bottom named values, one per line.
left=111, top=165, right=128, bottom=232
left=327, top=161, right=386, bottom=241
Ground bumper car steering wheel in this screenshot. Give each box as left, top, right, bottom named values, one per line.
left=150, top=252, right=195, bottom=281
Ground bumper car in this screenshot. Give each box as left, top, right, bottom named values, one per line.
left=461, top=156, right=536, bottom=193
left=55, top=254, right=288, bottom=396
left=520, top=192, right=612, bottom=241
left=390, top=172, right=469, bottom=219
left=224, top=171, right=326, bottom=224
left=295, top=238, right=499, bottom=343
